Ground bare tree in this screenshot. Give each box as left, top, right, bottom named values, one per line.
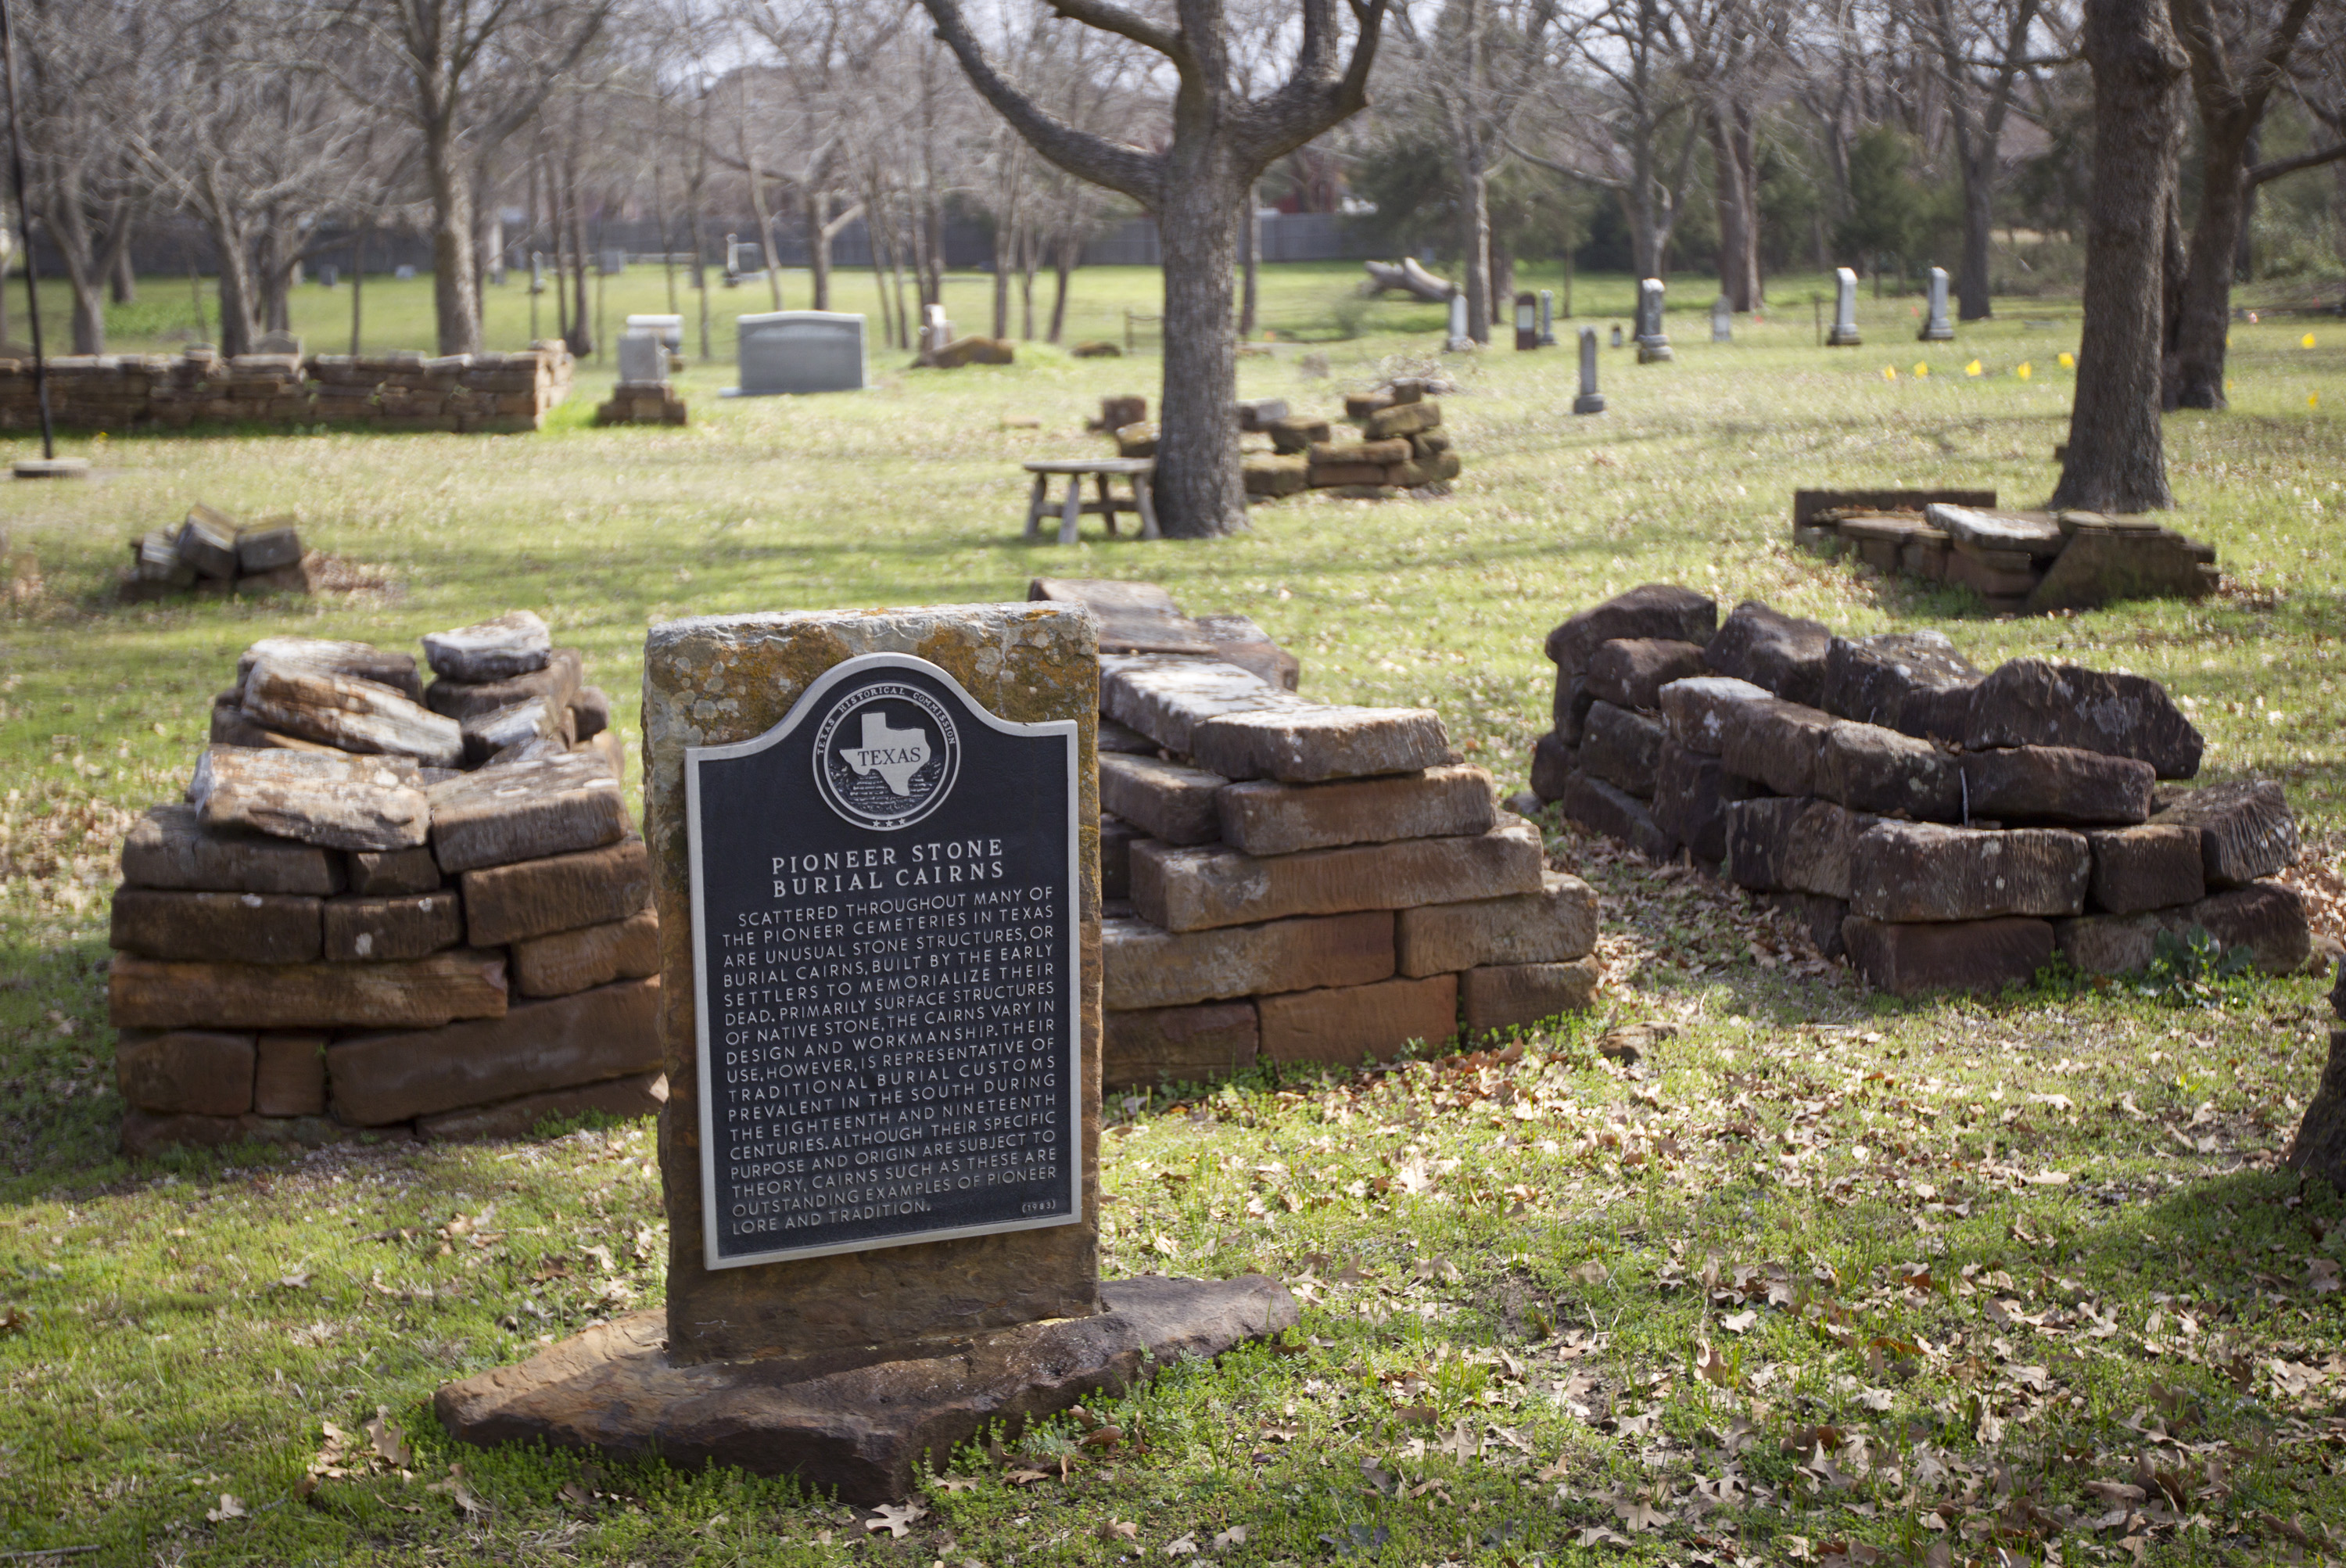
left=1925, top=0, right=2059, bottom=321
left=919, top=0, right=1388, bottom=539
left=2050, top=0, right=2186, bottom=514
left=12, top=0, right=150, bottom=353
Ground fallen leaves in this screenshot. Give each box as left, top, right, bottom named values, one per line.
left=204, top=1493, right=245, bottom=1523
left=425, top=1463, right=485, bottom=1517
left=864, top=1501, right=926, bottom=1538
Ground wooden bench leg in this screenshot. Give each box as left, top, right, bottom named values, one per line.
left=1058, top=475, right=1083, bottom=546
left=1096, top=474, right=1118, bottom=537
left=1023, top=474, right=1049, bottom=540
left=1134, top=474, right=1160, bottom=540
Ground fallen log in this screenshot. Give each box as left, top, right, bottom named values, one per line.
left=1362, top=258, right=1458, bottom=303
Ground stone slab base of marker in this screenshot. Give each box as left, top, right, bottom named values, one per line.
left=438, top=602, right=1296, bottom=1502
left=436, top=1276, right=1293, bottom=1505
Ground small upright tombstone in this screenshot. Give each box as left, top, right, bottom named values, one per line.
left=1537, top=289, right=1555, bottom=346
left=616, top=330, right=667, bottom=386
left=1828, top=267, right=1863, bottom=346
left=1920, top=267, right=1955, bottom=342
left=1573, top=326, right=1606, bottom=414
left=626, top=314, right=685, bottom=353
left=1610, top=323, right=1623, bottom=349
left=923, top=303, right=952, bottom=355
left=394, top=264, right=416, bottom=282
left=1513, top=292, right=1539, bottom=350
left=600, top=249, right=628, bottom=276
left=317, top=264, right=338, bottom=289
left=529, top=253, right=545, bottom=295
left=1445, top=293, right=1472, bottom=352
left=1711, top=296, right=1732, bottom=343
left=729, top=310, right=868, bottom=396
left=1635, top=278, right=1673, bottom=363
left=432, top=603, right=1296, bottom=1504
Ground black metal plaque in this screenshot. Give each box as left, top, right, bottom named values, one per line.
left=685, top=653, right=1082, bottom=1268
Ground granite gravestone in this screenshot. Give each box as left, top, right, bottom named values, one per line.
left=1712, top=296, right=1732, bottom=343
left=1513, top=292, right=1539, bottom=350
left=731, top=311, right=868, bottom=395
left=628, top=313, right=685, bottom=351
left=617, top=329, right=667, bottom=386
left=1446, top=293, right=1471, bottom=351
left=1537, top=289, right=1555, bottom=345
left=1573, top=327, right=1606, bottom=414
left=434, top=605, right=1295, bottom=1504
left=1635, top=278, right=1673, bottom=363
left=1828, top=267, right=1863, bottom=346
left=1921, top=267, right=1955, bottom=342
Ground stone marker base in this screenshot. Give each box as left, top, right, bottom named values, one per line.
left=435, top=1275, right=1296, bottom=1505
left=1572, top=393, right=1606, bottom=414
left=13, top=457, right=90, bottom=479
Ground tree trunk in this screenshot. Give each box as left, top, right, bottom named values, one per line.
left=1153, top=164, right=1246, bottom=538
left=1239, top=183, right=1260, bottom=337
left=2233, top=127, right=2258, bottom=281
left=992, top=216, right=1011, bottom=339
left=111, top=235, right=136, bottom=305
left=1049, top=231, right=1076, bottom=343
left=2050, top=0, right=2186, bottom=513
left=1709, top=108, right=1760, bottom=311
left=214, top=235, right=258, bottom=358
left=689, top=190, right=710, bottom=359
left=1459, top=160, right=1491, bottom=341
left=2169, top=122, right=2251, bottom=409
left=425, top=122, right=483, bottom=356
left=807, top=191, right=834, bottom=312
left=1957, top=161, right=1995, bottom=320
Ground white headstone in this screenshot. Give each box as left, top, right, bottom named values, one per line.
left=1537, top=290, right=1555, bottom=346
left=1920, top=267, right=1954, bottom=342
left=1573, top=327, right=1605, bottom=414
left=394, top=264, right=415, bottom=282
left=627, top=314, right=684, bottom=350
left=1610, top=324, right=1623, bottom=348
left=1635, top=278, right=1673, bottom=362
left=618, top=330, right=667, bottom=386
left=728, top=310, right=867, bottom=396
left=923, top=303, right=951, bottom=353
left=1828, top=267, right=1863, bottom=346
left=1712, top=296, right=1732, bottom=343
left=1446, top=293, right=1469, bottom=350
left=529, top=253, right=545, bottom=295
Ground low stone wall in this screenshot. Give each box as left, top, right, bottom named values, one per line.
left=1100, top=382, right=1463, bottom=504
left=1049, top=578, right=1596, bottom=1093
left=110, top=619, right=657, bottom=1156
left=0, top=344, right=575, bottom=435
left=1530, top=585, right=2308, bottom=996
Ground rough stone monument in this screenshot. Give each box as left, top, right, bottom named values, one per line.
left=1445, top=294, right=1472, bottom=352
left=1573, top=327, right=1606, bottom=414
left=435, top=605, right=1294, bottom=1502
left=1919, top=267, right=1955, bottom=342
left=1635, top=278, right=1673, bottom=363
left=1712, top=296, right=1732, bottom=343
left=729, top=311, right=869, bottom=396
left=1537, top=289, right=1555, bottom=345
left=1828, top=267, right=1863, bottom=346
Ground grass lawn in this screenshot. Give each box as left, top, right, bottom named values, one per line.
left=0, top=263, right=2342, bottom=1565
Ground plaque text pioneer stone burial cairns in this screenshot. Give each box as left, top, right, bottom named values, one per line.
left=730, top=310, right=868, bottom=395
left=1828, top=267, right=1863, bottom=346
left=436, top=605, right=1294, bottom=1502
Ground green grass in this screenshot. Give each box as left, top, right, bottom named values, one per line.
left=0, top=263, right=2342, bottom=1565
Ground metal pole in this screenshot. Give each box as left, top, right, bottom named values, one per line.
left=0, top=0, right=56, bottom=462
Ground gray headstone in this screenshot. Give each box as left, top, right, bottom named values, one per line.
left=1610, top=324, right=1623, bottom=349
left=1635, top=278, right=1673, bottom=362
left=729, top=310, right=868, bottom=396
left=618, top=330, right=667, bottom=386
left=1446, top=293, right=1469, bottom=350
left=1712, top=296, right=1732, bottom=343
left=1920, top=267, right=1954, bottom=342
left=1828, top=267, right=1863, bottom=346
left=529, top=253, right=545, bottom=294
left=600, top=249, right=628, bottom=276
left=1537, top=290, right=1555, bottom=346
left=1573, top=327, right=1605, bottom=414
left=317, top=265, right=338, bottom=289
left=394, top=265, right=415, bottom=282
left=627, top=314, right=684, bottom=350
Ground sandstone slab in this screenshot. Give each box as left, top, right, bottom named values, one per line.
left=1717, top=695, right=1835, bottom=798
left=425, top=648, right=584, bottom=721
left=1132, top=819, right=1541, bottom=932
left=242, top=658, right=464, bottom=766
left=511, top=907, right=661, bottom=997
left=1397, top=871, right=1598, bottom=976
left=1560, top=773, right=1674, bottom=860
left=2026, top=527, right=2219, bottom=613
left=1257, top=974, right=1458, bottom=1064
left=1584, top=638, right=1707, bottom=711
left=1460, top=959, right=1600, bottom=1037
left=2184, top=881, right=2311, bottom=974
left=1652, top=741, right=1760, bottom=865
left=1925, top=504, right=2065, bottom=558
left=235, top=524, right=302, bottom=572
left=1704, top=601, right=1831, bottom=705
left=1546, top=586, right=1717, bottom=677
left=1963, top=658, right=2204, bottom=779
left=1849, top=821, right=2089, bottom=921
left=1217, top=765, right=1493, bottom=856
left=253, top=1032, right=327, bottom=1116
left=1101, top=816, right=1140, bottom=902
left=236, top=637, right=421, bottom=701
left=1960, top=745, right=2154, bottom=826
left=2152, top=780, right=2298, bottom=884
left=1760, top=891, right=1851, bottom=959
left=429, top=752, right=631, bottom=874
left=329, top=976, right=659, bottom=1125
left=1551, top=669, right=1594, bottom=745
left=120, top=804, right=346, bottom=895
left=1530, top=731, right=1574, bottom=802
left=1099, top=753, right=1229, bottom=845
left=1724, top=798, right=1875, bottom=899
left=1843, top=916, right=2055, bottom=996
left=2086, top=824, right=2205, bottom=913
left=109, top=950, right=508, bottom=1031
left=570, top=686, right=612, bottom=741
left=462, top=835, right=650, bottom=946
left=1820, top=632, right=1980, bottom=743
left=115, top=1030, right=255, bottom=1115
left=417, top=1070, right=667, bottom=1141
left=1657, top=676, right=1772, bottom=755
left=435, top=1276, right=1295, bottom=1505
left=324, top=891, right=464, bottom=962
left=461, top=696, right=567, bottom=766
left=190, top=746, right=430, bottom=852
left=1099, top=655, right=1303, bottom=753
left=347, top=845, right=443, bottom=895
left=1580, top=702, right=1663, bottom=796
left=1104, top=1003, right=1259, bottom=1089
left=1814, top=722, right=1960, bottom=820
left=109, top=888, right=321, bottom=964
left=424, top=610, right=553, bottom=683
left=1189, top=704, right=1449, bottom=784
left=1102, top=912, right=1394, bottom=1010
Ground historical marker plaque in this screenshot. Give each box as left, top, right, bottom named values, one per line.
left=685, top=652, right=1081, bottom=1268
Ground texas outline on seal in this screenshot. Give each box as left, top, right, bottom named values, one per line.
left=810, top=679, right=961, bottom=829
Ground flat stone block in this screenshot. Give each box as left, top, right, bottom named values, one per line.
left=2026, top=528, right=2218, bottom=613
left=1960, top=745, right=2154, bottom=826
left=1189, top=704, right=1450, bottom=784
left=1964, top=658, right=2203, bottom=780
left=109, top=888, right=321, bottom=964
left=253, top=1031, right=327, bottom=1116
left=1545, top=585, right=1716, bottom=677
left=242, top=658, right=463, bottom=767
left=1257, top=974, right=1458, bottom=1064
left=120, top=803, right=346, bottom=896
left=1529, top=731, right=1574, bottom=803
left=1584, top=638, right=1706, bottom=711
left=424, top=611, right=553, bottom=684
left=511, top=907, right=661, bottom=997
left=115, top=1029, right=255, bottom=1115
left=2153, top=780, right=2298, bottom=885
left=1925, top=504, right=2065, bottom=558
left=1101, top=816, right=1141, bottom=902
left=1706, top=601, right=1831, bottom=706
left=191, top=746, right=431, bottom=853
left=460, top=696, right=566, bottom=766
left=429, top=752, right=630, bottom=874
left=1104, top=1003, right=1258, bottom=1089
left=1814, top=722, right=1960, bottom=820
left=1849, top=821, right=2089, bottom=922
left=570, top=686, right=612, bottom=742
left=1099, top=655, right=1304, bottom=753
left=1459, top=960, right=1599, bottom=1036
left=236, top=638, right=421, bottom=701
left=1132, top=818, right=1542, bottom=932
left=2054, top=914, right=2161, bottom=975
left=2185, top=881, right=2310, bottom=974
left=1216, top=764, right=1494, bottom=857
left=2086, top=824, right=2205, bottom=913
left=1651, top=741, right=1757, bottom=865
left=425, top=648, right=583, bottom=722
left=1099, top=753, right=1228, bottom=846
left=462, top=836, right=650, bottom=947
left=1102, top=911, right=1394, bottom=1010
left=347, top=845, right=443, bottom=895
left=109, top=949, right=509, bottom=1032
left=328, top=976, right=661, bottom=1125
left=1657, top=676, right=1772, bottom=755
left=1559, top=773, right=1674, bottom=860
left=1580, top=702, right=1662, bottom=796
left=434, top=1276, right=1296, bottom=1506
left=1821, top=632, right=1979, bottom=743
left=1842, top=916, right=2055, bottom=996
left=416, top=1070, right=668, bottom=1140
left=1397, top=871, right=1597, bottom=977
left=1723, top=798, right=1875, bottom=899
left=1716, top=695, right=1836, bottom=798
left=324, top=891, right=464, bottom=962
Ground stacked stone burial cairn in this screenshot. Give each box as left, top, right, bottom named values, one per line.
left=1792, top=488, right=2219, bottom=615
left=1053, top=579, right=1598, bottom=1089
left=110, top=612, right=657, bottom=1154
left=0, top=343, right=572, bottom=434
left=1531, top=584, right=2309, bottom=996
left=1105, top=382, right=1462, bottom=503
left=122, top=501, right=317, bottom=602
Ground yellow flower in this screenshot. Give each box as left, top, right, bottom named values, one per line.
left=1882, top=365, right=1897, bottom=381
left=2058, top=351, right=2075, bottom=368
left=2303, top=333, right=2318, bottom=350
left=1964, top=359, right=1983, bottom=377
left=2015, top=362, right=2032, bottom=380
left=1914, top=363, right=1929, bottom=379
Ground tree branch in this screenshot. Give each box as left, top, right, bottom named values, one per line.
left=916, top=0, right=1162, bottom=206
left=1043, top=0, right=1184, bottom=63
left=2249, top=138, right=2346, bottom=185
